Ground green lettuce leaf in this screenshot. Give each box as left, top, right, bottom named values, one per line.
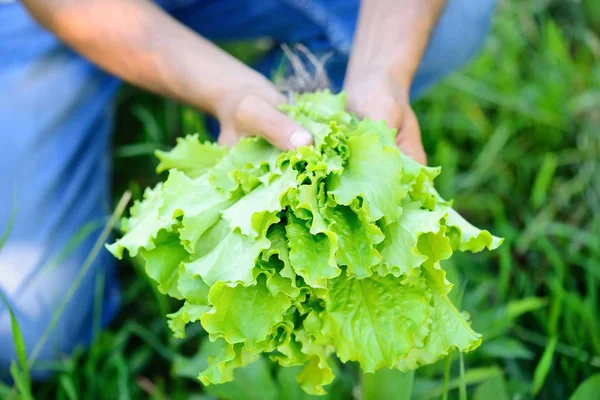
left=201, top=278, right=292, bottom=348
left=139, top=230, right=188, bottom=299
left=167, top=301, right=210, bottom=338
left=397, top=290, right=481, bottom=370
left=324, top=204, right=384, bottom=278
left=183, top=223, right=270, bottom=286
left=329, top=133, right=406, bottom=222
left=286, top=214, right=340, bottom=289
left=159, top=170, right=234, bottom=253
left=444, top=208, right=504, bottom=252
left=222, top=166, right=298, bottom=238
left=106, top=183, right=173, bottom=259
left=376, top=201, right=447, bottom=277
left=155, top=134, right=227, bottom=177
left=320, top=272, right=433, bottom=372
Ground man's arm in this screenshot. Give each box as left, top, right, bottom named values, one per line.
left=22, top=0, right=313, bottom=149
left=344, top=0, right=447, bottom=164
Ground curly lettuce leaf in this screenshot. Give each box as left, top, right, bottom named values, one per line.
left=444, top=208, right=504, bottom=252
left=159, top=170, right=235, bottom=253
left=222, top=166, right=298, bottom=238
left=106, top=183, right=173, bottom=259
left=324, top=204, right=384, bottom=278
left=139, top=230, right=188, bottom=299
left=320, top=272, right=433, bottom=372
left=329, top=133, right=406, bottom=222
left=376, top=202, right=447, bottom=277
left=397, top=289, right=481, bottom=370
left=202, top=278, right=291, bottom=348
left=210, top=137, right=282, bottom=195
left=286, top=214, right=340, bottom=289
left=167, top=301, right=210, bottom=338
left=184, top=224, right=270, bottom=286
left=155, top=134, right=227, bottom=177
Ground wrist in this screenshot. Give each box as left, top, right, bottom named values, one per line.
left=345, top=64, right=411, bottom=102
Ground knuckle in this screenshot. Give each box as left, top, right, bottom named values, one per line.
left=234, top=95, right=262, bottom=125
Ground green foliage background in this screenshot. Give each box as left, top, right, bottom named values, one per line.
left=2, top=0, right=599, bottom=398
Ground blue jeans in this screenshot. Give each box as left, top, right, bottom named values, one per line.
left=0, top=0, right=496, bottom=378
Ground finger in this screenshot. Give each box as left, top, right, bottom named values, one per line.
left=396, top=106, right=427, bottom=165
left=217, top=126, right=239, bottom=147
left=234, top=95, right=313, bottom=150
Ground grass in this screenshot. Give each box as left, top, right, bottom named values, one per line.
left=3, top=0, right=600, bottom=398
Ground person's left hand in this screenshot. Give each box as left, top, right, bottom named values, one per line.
left=344, top=69, right=427, bottom=165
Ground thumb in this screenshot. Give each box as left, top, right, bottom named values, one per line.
left=233, top=95, right=313, bottom=150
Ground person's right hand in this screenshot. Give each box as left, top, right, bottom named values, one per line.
left=214, top=80, right=314, bottom=150
left=21, top=0, right=313, bottom=151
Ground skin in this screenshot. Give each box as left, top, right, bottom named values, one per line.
left=345, top=0, right=447, bottom=165
left=22, top=0, right=446, bottom=163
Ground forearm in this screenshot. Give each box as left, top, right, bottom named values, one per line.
left=346, top=0, right=446, bottom=91
left=22, top=0, right=272, bottom=115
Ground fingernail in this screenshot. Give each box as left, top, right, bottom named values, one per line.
left=290, top=130, right=313, bottom=148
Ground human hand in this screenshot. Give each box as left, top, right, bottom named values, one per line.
left=344, top=69, right=427, bottom=165
left=21, top=0, right=313, bottom=152
left=214, top=80, right=313, bottom=150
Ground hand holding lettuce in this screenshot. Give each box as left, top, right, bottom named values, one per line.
left=107, top=90, right=502, bottom=395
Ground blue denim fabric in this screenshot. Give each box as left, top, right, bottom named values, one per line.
left=0, top=0, right=496, bottom=378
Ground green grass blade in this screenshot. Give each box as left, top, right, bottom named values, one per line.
left=132, top=104, right=163, bottom=144
left=9, top=362, right=33, bottom=400
left=0, top=189, right=17, bottom=253
left=0, top=293, right=31, bottom=392
left=0, top=382, right=12, bottom=398
left=530, top=153, right=558, bottom=209
left=532, top=335, right=558, bottom=395
left=442, top=351, right=453, bottom=400
left=27, top=191, right=131, bottom=367
left=414, top=367, right=503, bottom=399
left=59, top=375, right=78, bottom=400
left=114, top=143, right=168, bottom=159
left=570, top=373, right=600, bottom=400
left=459, top=353, right=467, bottom=400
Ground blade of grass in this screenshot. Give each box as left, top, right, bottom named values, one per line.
left=530, top=153, right=558, bottom=209
left=536, top=236, right=566, bottom=335
left=414, top=367, right=503, bottom=399
left=27, top=191, right=131, bottom=367
left=113, top=354, right=132, bottom=400
left=457, top=123, right=513, bottom=190
left=0, top=188, right=17, bottom=252
left=59, top=374, right=78, bottom=400
left=514, top=326, right=600, bottom=367
left=531, top=335, right=558, bottom=395
left=9, top=362, right=33, bottom=400
left=498, top=242, right=512, bottom=302
left=0, top=382, right=11, bottom=398
left=0, top=292, right=31, bottom=393
left=114, top=143, right=168, bottom=158
left=459, top=353, right=467, bottom=400
left=132, top=104, right=163, bottom=144
left=442, top=352, right=453, bottom=400
left=570, top=373, right=600, bottom=400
